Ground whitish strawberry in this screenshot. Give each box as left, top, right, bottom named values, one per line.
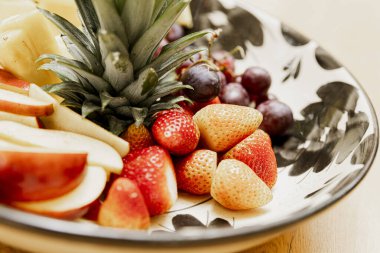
left=193, top=104, right=263, bottom=152
left=121, top=146, right=177, bottom=216
left=152, top=109, right=200, bottom=156
left=175, top=149, right=217, bottom=195
left=121, top=123, right=153, bottom=152
left=223, top=129, right=277, bottom=188
left=98, top=178, right=150, bottom=229
left=211, top=159, right=272, bottom=210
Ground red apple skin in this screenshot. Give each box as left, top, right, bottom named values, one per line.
left=0, top=100, right=54, bottom=117
left=0, top=69, right=30, bottom=90
left=98, top=178, right=150, bottom=229
left=0, top=151, right=87, bottom=202
left=22, top=206, right=90, bottom=220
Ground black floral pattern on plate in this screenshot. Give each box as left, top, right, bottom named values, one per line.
left=152, top=214, right=232, bottom=233
left=190, top=0, right=264, bottom=51
left=281, top=23, right=310, bottom=46
left=282, top=57, right=302, bottom=82
left=275, top=82, right=370, bottom=178
left=315, top=47, right=342, bottom=70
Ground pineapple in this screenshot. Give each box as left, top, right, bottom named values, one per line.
left=0, top=11, right=63, bottom=85
left=0, top=0, right=36, bottom=20
left=38, top=0, right=209, bottom=135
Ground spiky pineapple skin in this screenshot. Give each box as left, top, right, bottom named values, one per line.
left=38, top=0, right=209, bottom=135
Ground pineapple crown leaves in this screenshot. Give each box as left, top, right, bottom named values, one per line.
left=37, top=0, right=210, bottom=135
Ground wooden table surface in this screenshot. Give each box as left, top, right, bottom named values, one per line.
left=1, top=0, right=380, bottom=253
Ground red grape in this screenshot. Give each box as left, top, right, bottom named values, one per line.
left=257, top=100, right=293, bottom=136
left=220, top=83, right=250, bottom=106
left=242, top=67, right=271, bottom=97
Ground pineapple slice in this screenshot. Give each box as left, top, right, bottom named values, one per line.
left=177, top=6, right=193, bottom=28
left=0, top=0, right=36, bottom=21
left=34, top=0, right=81, bottom=28
left=0, top=11, right=62, bottom=85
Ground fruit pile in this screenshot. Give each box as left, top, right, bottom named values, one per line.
left=0, top=0, right=294, bottom=231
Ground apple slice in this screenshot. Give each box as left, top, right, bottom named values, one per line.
left=0, top=89, right=54, bottom=116
left=0, top=145, right=87, bottom=202
left=0, top=121, right=123, bottom=174
left=98, top=178, right=150, bottom=229
left=0, top=111, right=40, bottom=128
left=13, top=166, right=107, bottom=220
left=29, top=84, right=130, bottom=157
left=0, top=69, right=30, bottom=90
left=0, top=83, right=28, bottom=95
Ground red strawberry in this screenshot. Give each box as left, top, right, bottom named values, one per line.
left=175, top=149, right=217, bottom=195
left=211, top=159, right=272, bottom=210
left=121, top=146, right=177, bottom=216
left=179, top=97, right=221, bottom=115
left=193, top=104, right=263, bottom=152
left=152, top=109, right=200, bottom=156
left=98, top=178, right=150, bottom=229
left=121, top=123, right=153, bottom=152
left=223, top=129, right=277, bottom=188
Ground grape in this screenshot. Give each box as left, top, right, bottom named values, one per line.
left=217, top=71, right=227, bottom=91
left=181, top=63, right=221, bottom=102
left=241, top=67, right=271, bottom=97
left=257, top=100, right=293, bottom=136
left=220, top=83, right=250, bottom=106
left=166, top=23, right=185, bottom=42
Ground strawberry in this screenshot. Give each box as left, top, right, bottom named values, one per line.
left=152, top=109, right=200, bottom=156
left=121, top=146, right=177, bottom=216
left=98, top=178, right=150, bottom=229
left=175, top=149, right=217, bottom=195
left=223, top=129, right=277, bottom=188
left=211, top=159, right=272, bottom=210
left=121, top=123, right=153, bottom=152
left=193, top=104, right=263, bottom=152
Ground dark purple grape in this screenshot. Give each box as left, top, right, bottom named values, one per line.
left=242, top=67, right=271, bottom=97
left=181, top=63, right=221, bottom=102
left=220, top=83, right=250, bottom=106
left=257, top=100, right=293, bottom=136
left=217, top=71, right=227, bottom=91
left=166, top=23, right=185, bottom=42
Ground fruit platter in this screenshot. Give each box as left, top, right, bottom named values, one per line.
left=0, top=0, right=378, bottom=253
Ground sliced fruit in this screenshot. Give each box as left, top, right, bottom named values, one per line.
left=98, top=178, right=150, bottom=229
left=177, top=6, right=193, bottom=29
left=35, top=0, right=81, bottom=28
left=28, top=84, right=130, bottom=157
left=0, top=69, right=30, bottom=90
left=0, top=11, right=62, bottom=85
left=0, top=83, right=28, bottom=95
left=211, top=159, right=272, bottom=210
left=0, top=0, right=36, bottom=20
left=223, top=130, right=277, bottom=188
left=0, top=111, right=40, bottom=128
left=0, top=89, right=54, bottom=116
left=0, top=121, right=123, bottom=174
left=121, top=146, right=177, bottom=216
left=13, top=166, right=107, bottom=220
left=121, top=123, right=153, bottom=152
left=175, top=149, right=217, bottom=195
left=0, top=145, right=87, bottom=202
left=152, top=109, right=200, bottom=156
left=193, top=104, right=263, bottom=152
